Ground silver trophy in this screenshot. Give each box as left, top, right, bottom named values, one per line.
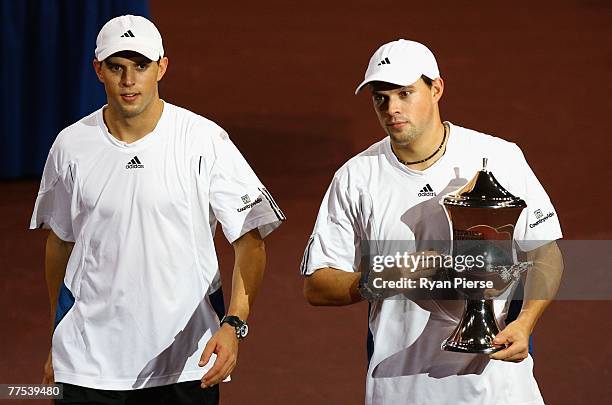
left=441, top=158, right=531, bottom=354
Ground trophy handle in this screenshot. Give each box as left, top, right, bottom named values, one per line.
left=488, top=260, right=533, bottom=282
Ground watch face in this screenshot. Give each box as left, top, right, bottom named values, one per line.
left=239, top=324, right=249, bottom=338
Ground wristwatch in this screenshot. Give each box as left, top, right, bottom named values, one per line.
left=220, top=315, right=248, bottom=340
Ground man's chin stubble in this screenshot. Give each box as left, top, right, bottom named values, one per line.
left=387, top=130, right=418, bottom=147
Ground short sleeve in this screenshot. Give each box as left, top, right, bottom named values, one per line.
left=511, top=145, right=562, bottom=251
left=209, top=131, right=284, bottom=243
left=29, top=142, right=75, bottom=242
left=300, top=174, right=361, bottom=276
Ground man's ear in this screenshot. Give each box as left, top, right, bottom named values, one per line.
left=157, top=56, right=169, bottom=81
left=92, top=59, right=104, bottom=83
left=431, top=77, right=444, bottom=103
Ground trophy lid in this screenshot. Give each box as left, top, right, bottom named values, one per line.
left=444, top=158, right=527, bottom=209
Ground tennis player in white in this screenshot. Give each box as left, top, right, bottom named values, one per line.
left=301, top=39, right=563, bottom=404
left=31, top=15, right=284, bottom=405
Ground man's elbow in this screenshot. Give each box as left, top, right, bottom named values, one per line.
left=303, top=278, right=327, bottom=306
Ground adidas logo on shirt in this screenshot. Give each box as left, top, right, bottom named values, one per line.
left=120, top=30, right=135, bottom=38
left=126, top=156, right=144, bottom=169
left=417, top=184, right=436, bottom=197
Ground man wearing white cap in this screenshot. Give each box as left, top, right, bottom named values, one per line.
left=31, top=15, right=284, bottom=404
left=301, top=39, right=563, bottom=404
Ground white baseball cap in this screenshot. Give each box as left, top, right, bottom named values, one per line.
left=95, top=15, right=164, bottom=61
left=354, top=39, right=440, bottom=94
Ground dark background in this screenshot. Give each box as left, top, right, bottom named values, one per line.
left=1, top=0, right=611, bottom=403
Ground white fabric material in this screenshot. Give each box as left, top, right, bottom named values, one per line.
left=30, top=102, right=283, bottom=390
left=302, top=123, right=561, bottom=405
left=355, top=39, right=440, bottom=94
left=95, top=15, right=164, bottom=61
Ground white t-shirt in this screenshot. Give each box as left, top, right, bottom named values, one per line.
left=301, top=123, right=562, bottom=405
left=30, top=102, right=284, bottom=390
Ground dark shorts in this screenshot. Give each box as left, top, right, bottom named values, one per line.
left=55, top=381, right=219, bottom=405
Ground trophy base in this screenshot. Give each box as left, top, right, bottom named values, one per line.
left=442, top=299, right=504, bottom=354
left=441, top=340, right=504, bottom=354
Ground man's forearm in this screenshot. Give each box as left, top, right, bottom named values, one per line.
left=302, top=251, right=442, bottom=306
left=227, top=229, right=266, bottom=320
left=45, top=231, right=74, bottom=334
left=517, top=241, right=564, bottom=332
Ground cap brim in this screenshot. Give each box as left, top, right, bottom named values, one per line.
left=96, top=42, right=162, bottom=62
left=354, top=71, right=422, bottom=95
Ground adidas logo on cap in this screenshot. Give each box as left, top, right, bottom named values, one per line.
left=417, top=184, right=436, bottom=197
left=377, top=57, right=391, bottom=66
left=120, top=30, right=135, bottom=38
left=126, top=156, right=144, bottom=169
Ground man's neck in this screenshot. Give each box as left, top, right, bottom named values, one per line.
left=103, top=98, right=164, bottom=144
left=391, top=120, right=448, bottom=171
